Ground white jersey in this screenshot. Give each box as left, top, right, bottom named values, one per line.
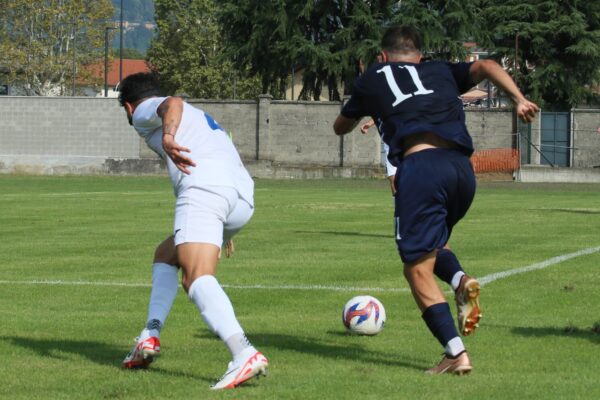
left=132, top=97, right=254, bottom=206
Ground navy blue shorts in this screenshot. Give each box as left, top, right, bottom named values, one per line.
left=394, top=148, right=476, bottom=264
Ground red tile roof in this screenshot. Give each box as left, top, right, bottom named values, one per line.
left=86, top=59, right=151, bottom=86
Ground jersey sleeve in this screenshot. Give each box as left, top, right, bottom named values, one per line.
left=132, top=97, right=167, bottom=137
left=447, top=62, right=476, bottom=94
left=340, top=76, right=369, bottom=119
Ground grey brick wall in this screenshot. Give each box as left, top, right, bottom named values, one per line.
left=465, top=108, right=514, bottom=149
left=572, top=109, right=600, bottom=168
left=0, top=96, right=598, bottom=176
left=0, top=97, right=138, bottom=174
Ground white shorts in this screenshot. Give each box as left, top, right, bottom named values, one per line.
left=173, top=186, right=254, bottom=248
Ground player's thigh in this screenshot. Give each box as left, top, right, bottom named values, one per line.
left=445, top=151, right=476, bottom=227
left=177, top=242, right=220, bottom=286
left=223, top=197, right=254, bottom=244
left=395, top=149, right=452, bottom=263
left=173, top=186, right=233, bottom=249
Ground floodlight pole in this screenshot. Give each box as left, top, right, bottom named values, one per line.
left=104, top=27, right=116, bottom=97
left=72, top=23, right=77, bottom=96
left=514, top=31, right=519, bottom=87
left=119, top=0, right=124, bottom=85
left=512, top=30, right=520, bottom=150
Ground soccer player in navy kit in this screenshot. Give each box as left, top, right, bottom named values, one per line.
left=334, top=26, right=539, bottom=374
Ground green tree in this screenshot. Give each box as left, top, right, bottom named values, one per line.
left=219, top=0, right=485, bottom=100
left=111, top=48, right=145, bottom=59
left=148, top=0, right=260, bottom=100
left=219, top=0, right=389, bottom=100
left=0, top=0, right=114, bottom=96
left=391, top=0, right=485, bottom=60
left=481, top=0, right=600, bottom=109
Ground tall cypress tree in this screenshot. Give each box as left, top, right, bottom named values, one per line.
left=481, top=0, right=600, bottom=109
left=219, top=0, right=393, bottom=100
left=219, top=0, right=486, bottom=100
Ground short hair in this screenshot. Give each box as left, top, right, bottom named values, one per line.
left=118, top=72, right=162, bottom=106
left=381, top=25, right=422, bottom=54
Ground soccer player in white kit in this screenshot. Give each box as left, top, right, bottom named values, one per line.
left=118, top=72, right=268, bottom=390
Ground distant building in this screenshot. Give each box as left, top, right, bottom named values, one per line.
left=83, top=59, right=151, bottom=97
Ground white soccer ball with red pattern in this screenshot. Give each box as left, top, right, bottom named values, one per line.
left=342, top=295, right=386, bottom=335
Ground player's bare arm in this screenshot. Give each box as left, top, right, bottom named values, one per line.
left=157, top=97, right=197, bottom=174
left=333, top=114, right=360, bottom=135
left=469, top=60, right=540, bottom=123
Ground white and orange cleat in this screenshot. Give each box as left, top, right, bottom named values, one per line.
left=122, top=336, right=161, bottom=369
left=455, top=275, right=482, bottom=336
left=426, top=351, right=472, bottom=375
left=211, top=348, right=268, bottom=390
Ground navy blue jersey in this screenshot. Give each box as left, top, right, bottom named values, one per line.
left=341, top=61, right=476, bottom=164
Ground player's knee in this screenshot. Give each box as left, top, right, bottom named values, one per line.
left=180, top=268, right=214, bottom=292
left=154, top=239, right=177, bottom=265
left=404, top=253, right=435, bottom=280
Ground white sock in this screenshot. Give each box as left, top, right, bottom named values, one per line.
left=445, top=336, right=466, bottom=357
left=188, top=275, right=245, bottom=354
left=140, top=263, right=179, bottom=340
left=225, top=333, right=254, bottom=361
left=451, top=271, right=466, bottom=291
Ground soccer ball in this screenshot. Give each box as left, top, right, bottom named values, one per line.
left=342, top=295, right=386, bottom=335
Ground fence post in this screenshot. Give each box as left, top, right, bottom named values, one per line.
left=339, top=96, right=351, bottom=167
left=256, top=94, right=273, bottom=161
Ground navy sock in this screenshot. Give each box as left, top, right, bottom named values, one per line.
left=422, top=302, right=460, bottom=348
left=433, top=249, right=463, bottom=286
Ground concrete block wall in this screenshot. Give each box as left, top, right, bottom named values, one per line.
left=1, top=96, right=598, bottom=177
left=0, top=96, right=138, bottom=174
left=268, top=100, right=352, bottom=166
left=572, top=109, right=600, bottom=168
left=465, top=108, right=514, bottom=149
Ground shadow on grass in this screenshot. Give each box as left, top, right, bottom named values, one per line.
left=194, top=331, right=428, bottom=372
left=0, top=336, right=213, bottom=383
left=295, top=230, right=392, bottom=239
left=511, top=325, right=600, bottom=345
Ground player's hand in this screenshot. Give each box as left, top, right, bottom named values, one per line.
left=360, top=120, right=374, bottom=134
left=224, top=240, right=235, bottom=258
left=516, top=99, right=539, bottom=123
left=162, top=134, right=196, bottom=174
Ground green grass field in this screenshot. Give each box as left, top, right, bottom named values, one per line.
left=0, top=175, right=599, bottom=399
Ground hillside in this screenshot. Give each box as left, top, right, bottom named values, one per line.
left=111, top=0, right=155, bottom=55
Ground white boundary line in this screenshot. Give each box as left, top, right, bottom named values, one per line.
left=0, top=279, right=409, bottom=293
left=478, top=245, right=600, bottom=286
left=1, top=245, right=598, bottom=292
left=0, top=191, right=166, bottom=198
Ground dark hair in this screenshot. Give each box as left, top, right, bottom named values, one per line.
left=381, top=25, right=422, bottom=53
left=118, top=72, right=161, bottom=106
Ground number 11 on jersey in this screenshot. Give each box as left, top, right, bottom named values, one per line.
left=377, top=65, right=434, bottom=106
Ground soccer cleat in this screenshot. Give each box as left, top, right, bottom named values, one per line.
left=455, top=275, right=482, bottom=336
left=122, top=336, right=161, bottom=369
left=211, top=348, right=268, bottom=390
left=426, top=351, right=472, bottom=375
